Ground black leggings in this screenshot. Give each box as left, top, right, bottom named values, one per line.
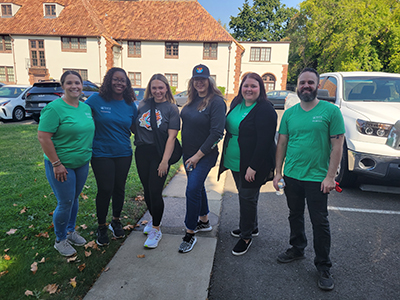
left=91, top=156, right=132, bottom=224
left=135, top=145, right=168, bottom=227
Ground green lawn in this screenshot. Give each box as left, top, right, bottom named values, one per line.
left=0, top=123, right=180, bottom=299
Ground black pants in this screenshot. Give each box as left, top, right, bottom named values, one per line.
left=135, top=145, right=168, bottom=227
left=284, top=176, right=332, bottom=271
left=91, top=156, right=132, bottom=224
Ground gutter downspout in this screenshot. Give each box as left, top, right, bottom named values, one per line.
left=10, top=35, right=17, bottom=84
left=98, top=37, right=102, bottom=84
left=226, top=42, right=232, bottom=98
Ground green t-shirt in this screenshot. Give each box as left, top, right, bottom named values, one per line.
left=224, top=101, right=257, bottom=172
left=38, top=98, right=95, bottom=169
left=279, top=100, right=345, bottom=181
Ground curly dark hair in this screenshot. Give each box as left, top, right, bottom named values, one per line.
left=99, top=67, right=136, bottom=104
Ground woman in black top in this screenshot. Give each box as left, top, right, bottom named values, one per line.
left=179, top=64, right=226, bottom=253
left=218, top=72, right=277, bottom=255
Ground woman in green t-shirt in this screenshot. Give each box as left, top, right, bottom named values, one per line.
left=218, top=73, right=277, bottom=256
left=38, top=71, right=95, bottom=257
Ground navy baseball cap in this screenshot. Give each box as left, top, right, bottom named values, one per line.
left=192, top=64, right=210, bottom=79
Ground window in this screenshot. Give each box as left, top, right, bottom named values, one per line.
left=203, top=43, right=218, bottom=59
left=0, top=66, right=14, bottom=83
left=250, top=47, right=271, bottom=62
left=165, top=42, right=178, bottom=58
left=165, top=73, right=178, bottom=87
left=1, top=4, right=11, bottom=17
left=128, top=72, right=141, bottom=87
left=29, top=40, right=46, bottom=68
left=128, top=41, right=141, bottom=57
left=262, top=73, right=276, bottom=91
left=44, top=4, right=56, bottom=17
left=61, top=37, right=87, bottom=52
left=63, top=69, right=88, bottom=81
left=0, top=35, right=11, bottom=52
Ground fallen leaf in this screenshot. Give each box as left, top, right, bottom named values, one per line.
left=13, top=203, right=17, bottom=206
left=19, top=194, right=22, bottom=197
left=134, top=224, right=140, bottom=227
left=31, top=262, right=38, bottom=274
left=35, top=253, right=38, bottom=257
left=85, top=251, right=91, bottom=257
left=25, top=290, right=34, bottom=296
left=48, top=211, right=53, bottom=216
left=135, top=195, right=144, bottom=201
left=104, top=267, right=110, bottom=272
left=29, top=225, right=34, bottom=228
left=6, top=229, right=17, bottom=235
left=43, top=195, right=47, bottom=198
left=123, top=224, right=134, bottom=230
left=34, top=178, right=37, bottom=182
left=4, top=248, right=9, bottom=252
left=78, top=263, right=86, bottom=272
left=48, top=224, right=54, bottom=229
left=69, top=277, right=77, bottom=288
left=123, top=215, right=128, bottom=219
left=39, top=257, right=45, bottom=263
left=84, top=241, right=96, bottom=249
left=90, top=231, right=94, bottom=235
left=80, top=224, right=87, bottom=230
left=92, top=214, right=96, bottom=217
left=43, top=283, right=58, bottom=294
left=20, top=207, right=27, bottom=214
left=102, top=250, right=106, bottom=254
left=141, top=220, right=148, bottom=225
left=35, top=232, right=49, bottom=238
left=137, top=254, right=145, bottom=258
left=52, top=272, right=57, bottom=275
left=0, top=271, right=8, bottom=278
left=67, top=256, right=78, bottom=263
left=4, top=255, right=10, bottom=260
left=80, top=193, right=88, bottom=200
left=23, top=236, right=28, bottom=240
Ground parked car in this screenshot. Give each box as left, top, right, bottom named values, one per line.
left=0, top=85, right=31, bottom=121
left=174, top=90, right=188, bottom=107
left=25, top=80, right=64, bottom=123
left=284, top=71, right=400, bottom=187
left=266, top=90, right=295, bottom=109
left=81, top=80, right=99, bottom=101
left=133, top=87, right=145, bottom=107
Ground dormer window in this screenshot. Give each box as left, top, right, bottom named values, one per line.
left=1, top=4, right=11, bottom=17
left=44, top=4, right=56, bottom=17
left=43, top=3, right=64, bottom=18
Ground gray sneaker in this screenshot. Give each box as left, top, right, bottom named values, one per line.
left=67, top=231, right=86, bottom=246
left=54, top=239, right=77, bottom=257
left=178, top=233, right=197, bottom=253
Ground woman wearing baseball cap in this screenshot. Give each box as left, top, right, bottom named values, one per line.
left=178, top=64, right=226, bottom=253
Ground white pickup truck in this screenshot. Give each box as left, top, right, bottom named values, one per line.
left=284, top=71, right=400, bottom=187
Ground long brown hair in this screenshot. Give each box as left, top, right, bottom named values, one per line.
left=144, top=74, right=175, bottom=104
left=186, top=76, right=223, bottom=111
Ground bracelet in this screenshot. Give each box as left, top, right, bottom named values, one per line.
left=52, top=160, right=61, bottom=167
left=53, top=162, right=62, bottom=167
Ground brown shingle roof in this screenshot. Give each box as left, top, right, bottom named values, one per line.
left=0, top=0, right=234, bottom=43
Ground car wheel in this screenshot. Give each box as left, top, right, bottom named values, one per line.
left=13, top=106, right=25, bottom=121
left=32, top=114, right=40, bottom=123
left=335, top=142, right=358, bottom=187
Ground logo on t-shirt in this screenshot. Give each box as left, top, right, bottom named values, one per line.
left=100, top=106, right=111, bottom=114
left=138, top=109, right=162, bottom=130
left=313, top=116, right=323, bottom=123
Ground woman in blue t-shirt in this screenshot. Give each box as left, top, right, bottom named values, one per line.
left=85, top=68, right=137, bottom=246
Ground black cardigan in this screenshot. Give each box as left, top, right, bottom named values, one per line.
left=218, top=98, right=277, bottom=188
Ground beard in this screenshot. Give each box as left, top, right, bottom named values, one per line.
left=297, top=87, right=317, bottom=102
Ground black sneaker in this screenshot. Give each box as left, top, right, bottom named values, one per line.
left=194, top=220, right=212, bottom=233
left=277, top=247, right=305, bottom=263
left=230, top=228, right=259, bottom=238
left=96, top=225, right=109, bottom=246
left=232, top=238, right=252, bottom=256
left=318, top=270, right=334, bottom=291
left=178, top=232, right=197, bottom=253
left=109, top=219, right=125, bottom=238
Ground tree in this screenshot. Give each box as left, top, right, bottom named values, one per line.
left=217, top=18, right=229, bottom=31
left=229, top=0, right=297, bottom=41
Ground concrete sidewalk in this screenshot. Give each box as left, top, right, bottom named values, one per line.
left=84, top=163, right=226, bottom=300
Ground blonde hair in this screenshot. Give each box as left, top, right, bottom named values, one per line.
left=186, top=76, right=223, bottom=110
left=144, top=74, right=176, bottom=104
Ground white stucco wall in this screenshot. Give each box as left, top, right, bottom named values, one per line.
left=239, top=42, right=290, bottom=91
left=121, top=41, right=235, bottom=94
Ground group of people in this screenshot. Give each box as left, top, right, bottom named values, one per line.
left=38, top=65, right=344, bottom=291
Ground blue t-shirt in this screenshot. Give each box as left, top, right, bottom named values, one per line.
left=85, top=93, right=137, bottom=158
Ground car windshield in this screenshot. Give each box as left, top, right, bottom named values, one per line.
left=344, top=77, right=400, bottom=102
left=0, top=87, right=27, bottom=98
left=134, top=89, right=145, bottom=100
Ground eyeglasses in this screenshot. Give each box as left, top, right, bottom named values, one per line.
left=112, top=78, right=127, bottom=84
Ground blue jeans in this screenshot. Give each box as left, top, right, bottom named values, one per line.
left=45, top=160, right=89, bottom=242
left=284, top=176, right=332, bottom=271
left=184, top=151, right=218, bottom=231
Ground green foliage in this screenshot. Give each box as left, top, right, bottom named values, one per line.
left=217, top=86, right=226, bottom=95
left=0, top=124, right=181, bottom=299
left=170, top=86, right=177, bottom=95
left=229, top=0, right=297, bottom=41
left=285, top=0, right=400, bottom=83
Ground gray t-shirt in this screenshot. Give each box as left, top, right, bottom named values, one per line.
left=134, top=99, right=180, bottom=147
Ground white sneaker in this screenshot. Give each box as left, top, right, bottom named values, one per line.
left=54, top=239, right=77, bottom=256
left=144, top=228, right=162, bottom=248
left=67, top=231, right=86, bottom=246
left=143, top=220, right=153, bottom=235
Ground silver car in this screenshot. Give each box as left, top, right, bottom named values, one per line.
left=0, top=85, right=31, bottom=121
